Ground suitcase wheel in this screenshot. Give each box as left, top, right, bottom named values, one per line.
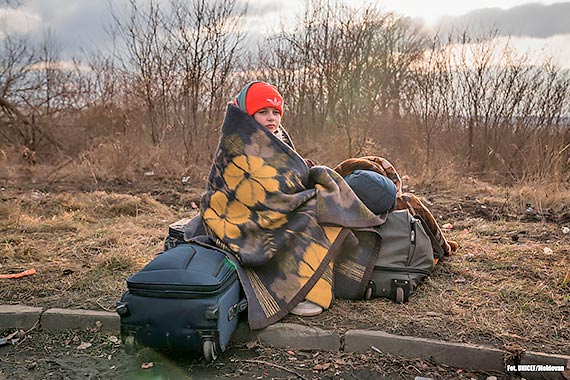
left=395, top=287, right=405, bottom=304
left=202, top=339, right=218, bottom=363
left=124, top=335, right=138, bottom=355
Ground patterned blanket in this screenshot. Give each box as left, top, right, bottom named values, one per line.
left=200, top=105, right=383, bottom=329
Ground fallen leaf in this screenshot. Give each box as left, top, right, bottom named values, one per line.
left=108, top=336, right=119, bottom=343
left=141, top=362, right=154, bottom=369
left=287, top=350, right=295, bottom=355
left=245, top=341, right=257, bottom=349
left=313, top=363, right=331, bottom=371
left=77, top=342, right=92, bottom=350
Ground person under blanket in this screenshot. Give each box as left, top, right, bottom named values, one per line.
left=232, top=82, right=458, bottom=256
left=231, top=81, right=324, bottom=316
left=199, top=81, right=457, bottom=329
left=201, top=80, right=385, bottom=329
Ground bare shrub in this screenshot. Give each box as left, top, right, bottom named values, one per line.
left=1, top=0, right=569, bottom=186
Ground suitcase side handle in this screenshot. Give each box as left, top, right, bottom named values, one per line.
left=228, top=299, right=248, bottom=321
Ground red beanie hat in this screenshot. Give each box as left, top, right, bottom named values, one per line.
left=234, top=81, right=283, bottom=116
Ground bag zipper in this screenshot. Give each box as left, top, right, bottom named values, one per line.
left=406, top=218, right=417, bottom=267
left=128, top=270, right=237, bottom=299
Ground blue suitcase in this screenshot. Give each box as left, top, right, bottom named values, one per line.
left=116, top=242, right=246, bottom=362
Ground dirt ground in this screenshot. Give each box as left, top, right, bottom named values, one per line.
left=0, top=328, right=505, bottom=380
left=1, top=175, right=569, bottom=378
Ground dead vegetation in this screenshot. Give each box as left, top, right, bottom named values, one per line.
left=0, top=328, right=498, bottom=380
left=1, top=176, right=568, bottom=357
left=1, top=2, right=568, bottom=377
left=0, top=188, right=179, bottom=310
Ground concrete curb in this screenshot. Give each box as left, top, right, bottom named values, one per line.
left=1, top=304, right=569, bottom=379
left=345, top=329, right=505, bottom=373
left=233, top=322, right=341, bottom=351
left=42, top=308, right=119, bottom=332
left=0, top=305, right=118, bottom=332
left=0, top=305, right=43, bottom=330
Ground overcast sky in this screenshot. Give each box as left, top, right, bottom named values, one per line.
left=1, top=0, right=570, bottom=67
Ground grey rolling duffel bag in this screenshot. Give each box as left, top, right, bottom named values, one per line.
left=364, top=209, right=445, bottom=303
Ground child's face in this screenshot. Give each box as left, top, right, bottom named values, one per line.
left=253, top=107, right=281, bottom=134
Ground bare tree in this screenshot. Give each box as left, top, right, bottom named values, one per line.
left=0, top=34, right=37, bottom=146
left=110, top=0, right=246, bottom=163
left=407, top=35, right=455, bottom=171
left=0, top=33, right=68, bottom=154
left=257, top=1, right=429, bottom=157
left=169, top=0, right=246, bottom=161
left=110, top=0, right=175, bottom=145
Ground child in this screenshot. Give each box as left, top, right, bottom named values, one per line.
left=233, top=81, right=297, bottom=150
left=232, top=81, right=324, bottom=317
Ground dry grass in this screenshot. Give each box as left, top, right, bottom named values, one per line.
left=0, top=189, right=190, bottom=310
left=1, top=176, right=569, bottom=358
left=299, top=234, right=569, bottom=354
left=286, top=179, right=570, bottom=355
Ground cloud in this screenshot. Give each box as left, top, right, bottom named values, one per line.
left=509, top=33, right=570, bottom=69
left=436, top=2, right=570, bottom=39
left=1, top=1, right=113, bottom=56
left=0, top=6, right=42, bottom=36
left=29, top=1, right=113, bottom=54
left=244, top=0, right=286, bottom=16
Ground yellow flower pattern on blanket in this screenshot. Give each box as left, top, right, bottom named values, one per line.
left=297, top=232, right=339, bottom=308
left=203, top=191, right=250, bottom=239
left=224, top=155, right=280, bottom=207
